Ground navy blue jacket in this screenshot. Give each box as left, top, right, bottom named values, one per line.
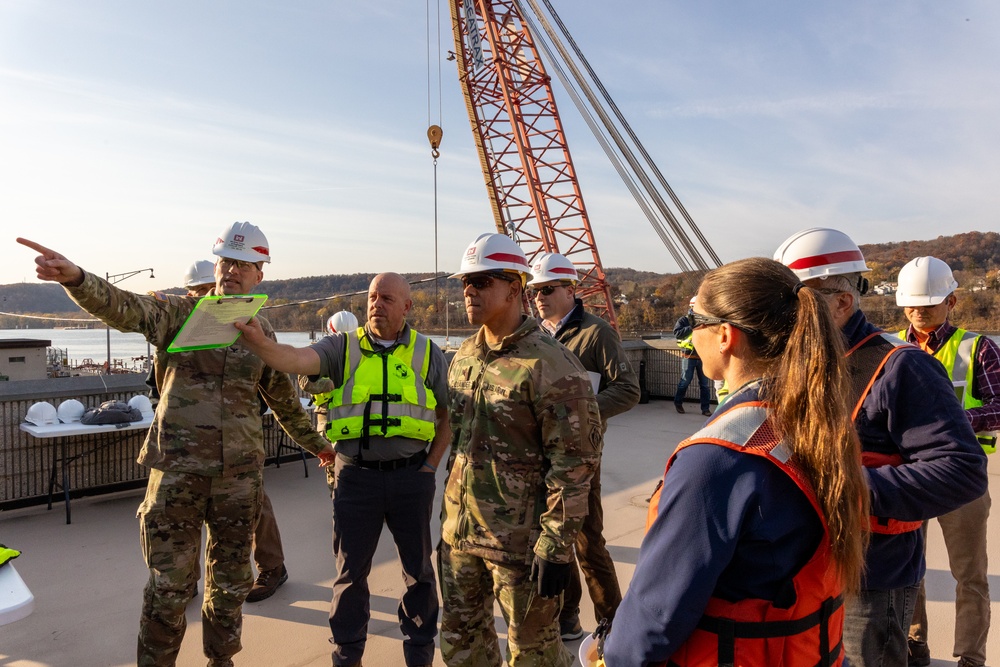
left=845, top=310, right=987, bottom=589
left=604, top=383, right=823, bottom=665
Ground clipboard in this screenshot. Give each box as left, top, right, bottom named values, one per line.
left=167, top=295, right=268, bottom=353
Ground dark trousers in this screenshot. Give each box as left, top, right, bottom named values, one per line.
left=329, top=456, right=438, bottom=667
left=843, top=584, right=918, bottom=667
left=252, top=489, right=285, bottom=573
left=560, top=458, right=622, bottom=625
left=675, top=356, right=711, bottom=413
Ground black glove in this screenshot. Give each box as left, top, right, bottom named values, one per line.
left=529, top=555, right=572, bottom=598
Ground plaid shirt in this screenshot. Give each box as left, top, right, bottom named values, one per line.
left=903, top=321, right=1000, bottom=432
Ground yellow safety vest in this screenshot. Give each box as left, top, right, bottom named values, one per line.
left=317, top=327, right=438, bottom=443
left=899, top=327, right=996, bottom=453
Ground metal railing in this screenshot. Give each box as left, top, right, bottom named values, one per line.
left=1, top=344, right=701, bottom=510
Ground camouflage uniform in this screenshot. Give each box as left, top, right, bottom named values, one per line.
left=65, top=272, right=329, bottom=667
left=440, top=316, right=602, bottom=666
left=544, top=299, right=640, bottom=626
left=299, top=374, right=337, bottom=493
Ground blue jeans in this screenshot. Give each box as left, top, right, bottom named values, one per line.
left=675, top=356, right=711, bottom=413
left=843, top=585, right=918, bottom=667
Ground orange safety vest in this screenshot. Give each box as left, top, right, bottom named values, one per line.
left=646, top=401, right=844, bottom=667
left=845, top=332, right=923, bottom=535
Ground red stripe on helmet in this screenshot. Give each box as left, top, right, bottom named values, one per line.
left=549, top=266, right=577, bottom=276
left=485, top=252, right=529, bottom=267
left=252, top=246, right=269, bottom=256
left=787, top=249, right=864, bottom=270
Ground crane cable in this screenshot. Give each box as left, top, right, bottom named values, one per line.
left=426, top=0, right=447, bottom=344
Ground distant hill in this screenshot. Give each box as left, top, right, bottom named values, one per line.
left=2, top=231, right=997, bottom=332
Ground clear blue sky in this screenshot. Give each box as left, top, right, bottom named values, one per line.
left=2, top=1, right=997, bottom=290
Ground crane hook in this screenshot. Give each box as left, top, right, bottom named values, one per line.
left=427, top=125, right=443, bottom=159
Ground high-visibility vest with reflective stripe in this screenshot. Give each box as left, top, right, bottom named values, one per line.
left=319, top=328, right=437, bottom=443
left=646, top=401, right=844, bottom=667
left=898, top=327, right=997, bottom=453
left=847, top=332, right=924, bottom=534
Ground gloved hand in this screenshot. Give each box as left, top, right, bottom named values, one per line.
left=529, top=555, right=572, bottom=598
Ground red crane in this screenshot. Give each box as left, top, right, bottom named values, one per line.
left=447, top=0, right=619, bottom=329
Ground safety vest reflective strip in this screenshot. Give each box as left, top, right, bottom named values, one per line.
left=677, top=334, right=694, bottom=352
left=846, top=332, right=924, bottom=534
left=897, top=328, right=996, bottom=454
left=646, top=402, right=844, bottom=667
left=322, top=328, right=437, bottom=442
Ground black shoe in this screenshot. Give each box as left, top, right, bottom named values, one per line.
left=702, top=410, right=712, bottom=417
left=957, top=658, right=984, bottom=667
left=907, top=639, right=930, bottom=667
left=246, top=565, right=288, bottom=602
left=674, top=403, right=685, bottom=414
left=560, top=617, right=585, bottom=641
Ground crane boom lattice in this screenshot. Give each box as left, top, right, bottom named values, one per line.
left=448, top=0, right=618, bottom=328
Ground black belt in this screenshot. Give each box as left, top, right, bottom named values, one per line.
left=339, top=451, right=427, bottom=471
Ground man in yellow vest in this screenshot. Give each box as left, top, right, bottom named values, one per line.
left=896, top=256, right=997, bottom=667
left=235, top=273, right=449, bottom=667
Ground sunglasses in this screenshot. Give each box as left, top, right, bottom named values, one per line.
left=218, top=258, right=259, bottom=272
left=461, top=272, right=516, bottom=291
left=690, top=312, right=730, bottom=330
left=691, top=312, right=759, bottom=335
left=527, top=285, right=562, bottom=298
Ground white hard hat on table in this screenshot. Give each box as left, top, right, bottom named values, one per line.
left=25, top=402, right=58, bottom=426
left=895, top=256, right=958, bottom=307
left=527, top=252, right=579, bottom=286
left=128, top=395, right=154, bottom=418
left=212, top=222, right=271, bottom=263
left=57, top=399, right=85, bottom=424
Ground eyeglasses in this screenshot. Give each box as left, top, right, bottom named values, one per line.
left=527, top=285, right=562, bottom=298
left=218, top=258, right=259, bottom=272
left=461, top=272, right=516, bottom=291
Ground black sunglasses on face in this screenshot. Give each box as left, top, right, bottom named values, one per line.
left=691, top=311, right=758, bottom=335
left=527, top=285, right=561, bottom=298
left=461, top=273, right=516, bottom=291
left=690, top=312, right=730, bottom=329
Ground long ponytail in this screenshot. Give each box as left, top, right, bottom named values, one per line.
left=699, top=257, right=869, bottom=597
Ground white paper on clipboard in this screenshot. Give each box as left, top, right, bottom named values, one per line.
left=167, top=295, right=268, bottom=353
left=587, top=371, right=601, bottom=395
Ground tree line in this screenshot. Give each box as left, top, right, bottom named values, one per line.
left=2, top=231, right=998, bottom=335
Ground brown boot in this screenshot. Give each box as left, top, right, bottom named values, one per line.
left=245, top=565, right=288, bottom=602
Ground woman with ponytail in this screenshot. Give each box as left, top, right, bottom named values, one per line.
left=603, top=257, right=869, bottom=667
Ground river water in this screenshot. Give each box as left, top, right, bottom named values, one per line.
left=4, top=327, right=998, bottom=371
left=0, top=328, right=460, bottom=370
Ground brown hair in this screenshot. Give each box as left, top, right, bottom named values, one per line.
left=698, top=257, right=869, bottom=597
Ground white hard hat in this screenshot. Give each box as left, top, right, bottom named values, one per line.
left=212, top=221, right=271, bottom=263
left=127, top=394, right=154, bottom=418
left=895, top=256, right=958, bottom=307
left=450, top=233, right=530, bottom=278
left=689, top=295, right=697, bottom=308
left=183, top=260, right=216, bottom=288
left=327, top=310, right=359, bottom=335
left=527, top=252, right=578, bottom=286
left=57, top=399, right=85, bottom=423
left=25, top=401, right=58, bottom=426
left=773, top=228, right=870, bottom=281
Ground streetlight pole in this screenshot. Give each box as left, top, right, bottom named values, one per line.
left=105, top=268, right=155, bottom=374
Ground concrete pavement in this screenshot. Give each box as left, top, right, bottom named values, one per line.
left=1, top=400, right=998, bottom=666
